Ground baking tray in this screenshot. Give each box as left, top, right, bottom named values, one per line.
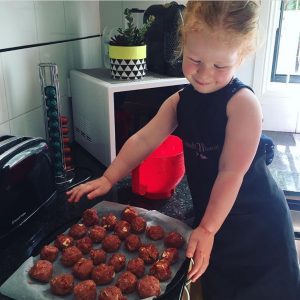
left=0, top=201, right=192, bottom=300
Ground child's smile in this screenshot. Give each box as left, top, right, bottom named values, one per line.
left=182, top=30, right=241, bottom=94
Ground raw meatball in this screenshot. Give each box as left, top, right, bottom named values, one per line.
left=124, top=234, right=141, bottom=252
left=121, top=206, right=138, bottom=223
left=108, top=253, right=126, bottom=272
left=98, top=286, right=127, bottom=300
left=101, top=213, right=117, bottom=230
left=68, top=223, right=88, bottom=239
left=60, top=246, right=83, bottom=267
left=137, top=275, right=161, bottom=298
left=29, top=260, right=53, bottom=283
left=146, top=225, right=165, bottom=240
left=72, top=258, right=94, bottom=280
left=102, top=234, right=121, bottom=252
left=91, top=264, right=115, bottom=285
left=88, top=225, right=106, bottom=243
left=54, top=234, right=74, bottom=250
left=149, top=259, right=172, bottom=281
left=90, top=248, right=107, bottom=265
left=73, top=280, right=97, bottom=300
left=114, top=220, right=131, bottom=240
left=40, top=245, right=59, bottom=262
left=116, top=271, right=137, bottom=294
left=161, top=247, right=179, bottom=265
left=50, top=274, right=74, bottom=296
left=138, top=243, right=159, bottom=264
left=76, top=236, right=93, bottom=254
left=164, top=231, right=184, bottom=248
left=131, top=216, right=146, bottom=234
left=126, top=257, right=145, bottom=278
left=82, top=208, right=99, bottom=227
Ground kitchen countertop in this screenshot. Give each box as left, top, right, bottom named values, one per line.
left=0, top=143, right=194, bottom=299
left=1, top=142, right=299, bottom=299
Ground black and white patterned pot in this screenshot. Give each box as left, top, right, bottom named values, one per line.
left=109, top=45, right=147, bottom=80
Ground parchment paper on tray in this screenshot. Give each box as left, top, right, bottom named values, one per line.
left=0, top=201, right=192, bottom=300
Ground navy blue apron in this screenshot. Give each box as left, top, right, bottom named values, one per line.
left=177, top=79, right=300, bottom=300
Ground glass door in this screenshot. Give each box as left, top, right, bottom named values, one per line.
left=253, top=0, right=300, bottom=133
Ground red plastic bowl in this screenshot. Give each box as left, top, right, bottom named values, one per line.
left=131, top=135, right=185, bottom=199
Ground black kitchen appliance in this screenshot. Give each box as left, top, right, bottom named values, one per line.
left=0, top=135, right=56, bottom=242
left=144, top=1, right=185, bottom=77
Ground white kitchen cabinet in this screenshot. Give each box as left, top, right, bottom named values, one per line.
left=70, top=68, right=188, bottom=167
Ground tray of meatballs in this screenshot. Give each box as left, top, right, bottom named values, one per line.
left=0, top=201, right=192, bottom=300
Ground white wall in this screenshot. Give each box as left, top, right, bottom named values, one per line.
left=0, top=1, right=102, bottom=139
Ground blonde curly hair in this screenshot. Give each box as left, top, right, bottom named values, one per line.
left=180, top=1, right=261, bottom=57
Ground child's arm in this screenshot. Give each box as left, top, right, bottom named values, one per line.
left=187, top=88, right=262, bottom=281
left=67, top=92, right=180, bottom=202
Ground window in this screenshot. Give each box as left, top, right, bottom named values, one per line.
left=271, top=0, right=300, bottom=83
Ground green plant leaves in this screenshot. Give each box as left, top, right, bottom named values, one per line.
left=109, top=8, right=155, bottom=46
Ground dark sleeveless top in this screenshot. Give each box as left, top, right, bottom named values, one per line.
left=177, top=78, right=300, bottom=300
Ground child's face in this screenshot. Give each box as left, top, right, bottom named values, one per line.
left=182, top=30, right=241, bottom=94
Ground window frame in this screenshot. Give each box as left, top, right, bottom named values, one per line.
left=271, top=0, right=300, bottom=84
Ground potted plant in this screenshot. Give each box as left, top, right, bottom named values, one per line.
left=109, top=8, right=154, bottom=80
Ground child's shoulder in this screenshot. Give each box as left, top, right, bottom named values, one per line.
left=228, top=85, right=261, bottom=118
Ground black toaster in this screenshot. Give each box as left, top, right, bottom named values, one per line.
left=0, top=135, right=56, bottom=241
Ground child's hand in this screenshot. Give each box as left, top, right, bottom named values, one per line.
left=66, top=176, right=113, bottom=203
left=186, top=224, right=215, bottom=282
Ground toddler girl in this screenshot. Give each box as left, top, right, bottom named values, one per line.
left=68, top=2, right=300, bottom=299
